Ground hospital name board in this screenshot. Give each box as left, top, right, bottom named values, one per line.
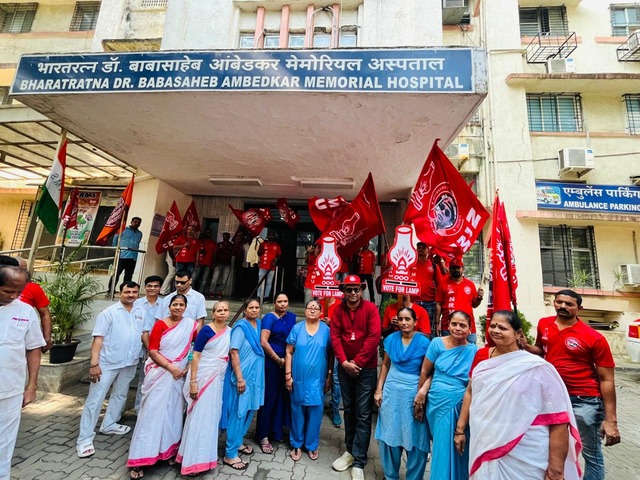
left=536, top=182, right=640, bottom=214
left=11, top=49, right=476, bottom=95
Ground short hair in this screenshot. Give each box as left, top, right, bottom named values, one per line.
left=175, top=269, right=192, bottom=279
left=416, top=242, right=427, bottom=248
left=492, top=310, right=522, bottom=331
left=555, top=289, right=583, bottom=307
left=274, top=291, right=288, bottom=302
left=450, top=310, right=471, bottom=327
left=169, top=293, right=188, bottom=307
left=144, top=275, right=164, bottom=286
left=131, top=217, right=142, bottom=222
left=0, top=266, right=28, bottom=287
left=119, top=281, right=139, bottom=292
left=243, top=297, right=260, bottom=311
left=397, top=307, right=418, bottom=322
left=0, top=255, right=19, bottom=267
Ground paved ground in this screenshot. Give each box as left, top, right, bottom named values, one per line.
left=11, top=367, right=640, bottom=480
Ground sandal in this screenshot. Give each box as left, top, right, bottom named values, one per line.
left=259, top=440, right=274, bottom=454
left=76, top=442, right=95, bottom=458
left=223, top=458, right=248, bottom=470
left=290, top=448, right=302, bottom=461
left=238, top=444, right=254, bottom=455
left=167, top=457, right=177, bottom=466
left=308, top=450, right=319, bottom=461
left=130, top=467, right=144, bottom=479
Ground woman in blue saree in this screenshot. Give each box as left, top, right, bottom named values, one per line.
left=374, top=307, right=431, bottom=480
left=414, top=310, right=477, bottom=480
left=220, top=298, right=264, bottom=471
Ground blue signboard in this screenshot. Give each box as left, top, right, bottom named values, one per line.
left=10, top=48, right=477, bottom=95
left=536, top=182, right=640, bottom=214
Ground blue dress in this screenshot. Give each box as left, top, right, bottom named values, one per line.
left=287, top=321, right=331, bottom=406
left=426, top=338, right=477, bottom=480
left=256, top=310, right=296, bottom=441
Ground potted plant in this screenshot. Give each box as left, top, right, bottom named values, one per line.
left=39, top=249, right=101, bottom=364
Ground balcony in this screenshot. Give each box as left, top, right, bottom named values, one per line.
left=525, top=32, right=577, bottom=64
left=617, top=32, right=640, bottom=62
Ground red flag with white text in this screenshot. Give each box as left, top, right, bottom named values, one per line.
left=403, top=139, right=489, bottom=257
left=229, top=205, right=272, bottom=237
left=182, top=200, right=201, bottom=233
left=155, top=201, right=183, bottom=254
left=96, top=175, right=135, bottom=245
left=307, top=196, right=349, bottom=232
left=61, top=187, right=80, bottom=231
left=276, top=198, right=300, bottom=229
left=322, top=173, right=386, bottom=258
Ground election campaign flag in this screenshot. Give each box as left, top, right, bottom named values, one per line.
left=404, top=139, right=489, bottom=257
left=276, top=198, right=300, bottom=229
left=156, top=201, right=183, bottom=254
left=307, top=195, right=349, bottom=232
left=229, top=205, right=272, bottom=237
left=60, top=187, right=80, bottom=231
left=323, top=173, right=386, bottom=258
left=182, top=200, right=202, bottom=233
left=96, top=175, right=135, bottom=245
left=35, top=140, right=68, bottom=234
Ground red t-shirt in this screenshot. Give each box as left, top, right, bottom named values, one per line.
left=197, top=239, right=216, bottom=266
left=258, top=241, right=281, bottom=270
left=358, top=250, right=376, bottom=275
left=382, top=302, right=431, bottom=335
left=436, top=277, right=478, bottom=332
left=148, top=320, right=197, bottom=351
left=411, top=258, right=437, bottom=302
left=175, top=236, right=200, bottom=263
left=20, top=282, right=50, bottom=309
left=535, top=316, right=615, bottom=397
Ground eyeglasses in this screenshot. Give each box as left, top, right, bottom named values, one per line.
left=306, top=306, right=321, bottom=311
left=344, top=287, right=361, bottom=294
left=175, top=280, right=189, bottom=285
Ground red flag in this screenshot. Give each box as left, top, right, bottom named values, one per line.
left=323, top=173, right=386, bottom=258
left=276, top=198, right=300, bottom=229
left=61, top=187, right=80, bottom=231
left=155, top=201, right=183, bottom=254
left=229, top=205, right=271, bottom=237
left=182, top=200, right=201, bottom=233
left=96, top=175, right=135, bottom=245
left=404, top=139, right=489, bottom=257
left=307, top=196, right=349, bottom=232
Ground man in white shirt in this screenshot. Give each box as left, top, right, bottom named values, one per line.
left=76, top=282, right=145, bottom=458
left=133, top=275, right=163, bottom=414
left=156, top=269, right=206, bottom=329
left=0, top=266, right=46, bottom=479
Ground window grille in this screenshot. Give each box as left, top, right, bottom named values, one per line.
left=624, top=94, right=640, bottom=134
left=0, top=87, right=12, bottom=105
left=463, top=235, right=484, bottom=285
left=0, top=3, right=38, bottom=33
left=610, top=5, right=640, bottom=37
left=519, top=7, right=568, bottom=36
left=526, top=93, right=582, bottom=133
left=70, top=2, right=100, bottom=31
left=141, top=0, right=167, bottom=7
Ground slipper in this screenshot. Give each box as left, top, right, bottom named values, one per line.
left=167, top=457, right=177, bottom=466
left=100, top=423, right=131, bottom=435
left=259, top=441, right=274, bottom=454
left=130, top=467, right=144, bottom=479
left=76, top=442, right=95, bottom=458
left=238, top=444, right=254, bottom=455
left=223, top=459, right=248, bottom=470
left=308, top=450, right=319, bottom=461
left=290, top=448, right=302, bottom=461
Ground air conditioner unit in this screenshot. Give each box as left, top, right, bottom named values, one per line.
left=442, top=0, right=468, bottom=25
left=558, top=148, right=595, bottom=175
left=546, top=58, right=575, bottom=74
left=628, top=31, right=640, bottom=53
left=620, top=264, right=640, bottom=285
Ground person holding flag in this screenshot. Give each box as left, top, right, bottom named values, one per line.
left=107, top=217, right=143, bottom=295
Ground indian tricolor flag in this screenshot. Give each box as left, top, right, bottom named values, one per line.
left=36, top=140, right=68, bottom=234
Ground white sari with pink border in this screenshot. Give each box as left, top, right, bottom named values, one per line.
left=127, top=318, right=197, bottom=468
left=469, top=350, right=582, bottom=480
left=177, top=326, right=230, bottom=475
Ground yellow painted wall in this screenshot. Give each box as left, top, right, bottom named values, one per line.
left=0, top=191, right=37, bottom=251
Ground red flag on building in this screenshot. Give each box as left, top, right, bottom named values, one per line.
left=404, top=139, right=489, bottom=257
left=276, top=198, right=300, bottom=229
left=96, top=175, right=135, bottom=245
left=323, top=173, right=386, bottom=258
left=155, top=201, right=183, bottom=254
left=229, top=205, right=272, bottom=237
left=307, top=196, right=349, bottom=232
left=61, top=187, right=80, bottom=231
left=182, top=200, right=201, bottom=233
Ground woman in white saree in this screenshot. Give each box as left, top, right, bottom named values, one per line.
left=127, top=294, right=198, bottom=479
left=177, top=301, right=231, bottom=476
left=455, top=310, right=582, bottom=480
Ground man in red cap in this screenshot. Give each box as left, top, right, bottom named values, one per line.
left=330, top=275, right=381, bottom=480
left=434, top=257, right=483, bottom=342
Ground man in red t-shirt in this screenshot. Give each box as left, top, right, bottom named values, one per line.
left=192, top=228, right=216, bottom=294
left=381, top=295, right=430, bottom=337
left=434, top=257, right=483, bottom=343
left=524, top=290, right=620, bottom=479
left=411, top=242, right=447, bottom=337
left=172, top=225, right=200, bottom=275
left=357, top=246, right=376, bottom=302
left=257, top=231, right=282, bottom=303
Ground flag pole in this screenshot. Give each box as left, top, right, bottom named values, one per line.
left=108, top=176, right=133, bottom=300
left=27, top=130, right=67, bottom=274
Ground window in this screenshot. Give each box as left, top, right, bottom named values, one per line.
left=339, top=31, right=357, bottom=47
left=239, top=34, right=254, bottom=49
left=288, top=34, right=305, bottom=48
left=0, top=3, right=38, bottom=33
left=624, top=94, right=640, bottom=134
left=519, top=7, right=568, bottom=36
left=462, top=236, right=484, bottom=285
left=70, top=2, right=100, bottom=31
left=611, top=5, right=640, bottom=37
left=526, top=93, right=582, bottom=132
left=313, top=33, right=331, bottom=48
left=141, top=0, right=167, bottom=7
left=539, top=225, right=600, bottom=289
left=264, top=34, right=279, bottom=48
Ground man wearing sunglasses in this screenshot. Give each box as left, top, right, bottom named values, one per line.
left=155, top=270, right=206, bottom=329
left=330, top=275, right=381, bottom=480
